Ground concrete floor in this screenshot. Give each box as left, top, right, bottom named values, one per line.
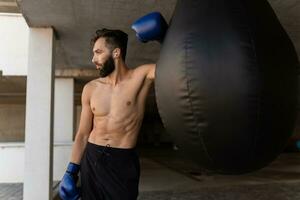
left=1, top=144, right=300, bottom=200
left=137, top=144, right=300, bottom=200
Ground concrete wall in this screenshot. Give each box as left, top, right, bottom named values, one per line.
left=0, top=13, right=29, bottom=76
left=0, top=104, right=25, bottom=142
left=0, top=142, right=72, bottom=183
left=0, top=104, right=82, bottom=142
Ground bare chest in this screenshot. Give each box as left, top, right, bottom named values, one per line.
left=90, top=75, right=150, bottom=118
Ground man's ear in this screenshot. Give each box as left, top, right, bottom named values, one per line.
left=113, top=48, right=121, bottom=59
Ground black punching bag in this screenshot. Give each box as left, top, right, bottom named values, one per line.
left=155, top=0, right=299, bottom=174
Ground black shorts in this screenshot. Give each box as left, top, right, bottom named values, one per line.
left=80, top=142, right=140, bottom=200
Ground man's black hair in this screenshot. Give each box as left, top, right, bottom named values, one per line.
left=91, top=28, right=128, bottom=61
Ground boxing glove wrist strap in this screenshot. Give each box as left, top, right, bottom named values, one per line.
left=66, top=162, right=80, bottom=175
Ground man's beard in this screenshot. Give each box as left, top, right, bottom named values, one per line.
left=98, top=55, right=115, bottom=77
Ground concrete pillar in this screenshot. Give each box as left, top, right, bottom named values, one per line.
left=54, top=78, right=74, bottom=142
left=53, top=78, right=74, bottom=180
left=24, top=28, right=55, bottom=200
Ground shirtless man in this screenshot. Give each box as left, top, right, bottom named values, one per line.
left=58, top=12, right=168, bottom=200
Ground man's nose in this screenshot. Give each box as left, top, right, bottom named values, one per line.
left=92, top=56, right=95, bottom=64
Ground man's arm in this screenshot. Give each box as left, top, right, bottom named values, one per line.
left=59, top=83, right=93, bottom=199
left=145, top=63, right=156, bottom=81
left=70, top=83, right=93, bottom=164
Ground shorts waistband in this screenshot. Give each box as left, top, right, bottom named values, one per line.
left=86, top=141, right=137, bottom=156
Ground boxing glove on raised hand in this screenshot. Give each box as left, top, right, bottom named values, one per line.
left=131, top=12, right=168, bottom=43
left=59, top=162, right=80, bottom=200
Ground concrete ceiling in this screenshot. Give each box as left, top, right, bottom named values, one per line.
left=1, top=0, right=300, bottom=71
left=16, top=0, right=177, bottom=69
left=0, top=0, right=19, bottom=13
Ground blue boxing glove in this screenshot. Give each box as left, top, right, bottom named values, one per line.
left=131, top=12, right=168, bottom=43
left=58, top=162, right=80, bottom=200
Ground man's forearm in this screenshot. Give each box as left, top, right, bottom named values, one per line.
left=70, top=133, right=89, bottom=164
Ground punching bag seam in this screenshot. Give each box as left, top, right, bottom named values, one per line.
left=183, top=33, right=215, bottom=166
left=240, top=0, right=262, bottom=162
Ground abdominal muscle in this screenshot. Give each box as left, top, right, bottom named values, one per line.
left=88, top=111, right=143, bottom=149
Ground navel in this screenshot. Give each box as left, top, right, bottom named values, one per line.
left=92, top=107, right=95, bottom=111
left=126, top=101, right=131, bottom=106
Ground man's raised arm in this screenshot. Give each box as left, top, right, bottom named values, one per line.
left=146, top=63, right=156, bottom=81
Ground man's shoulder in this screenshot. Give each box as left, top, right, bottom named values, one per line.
left=82, top=80, right=98, bottom=96
left=134, top=64, right=155, bottom=80
left=85, top=80, right=96, bottom=89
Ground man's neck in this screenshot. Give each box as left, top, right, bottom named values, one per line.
left=105, top=59, right=130, bottom=86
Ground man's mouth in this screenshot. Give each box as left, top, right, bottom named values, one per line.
left=96, top=65, right=102, bottom=69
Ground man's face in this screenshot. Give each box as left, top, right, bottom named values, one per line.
left=92, top=37, right=115, bottom=77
